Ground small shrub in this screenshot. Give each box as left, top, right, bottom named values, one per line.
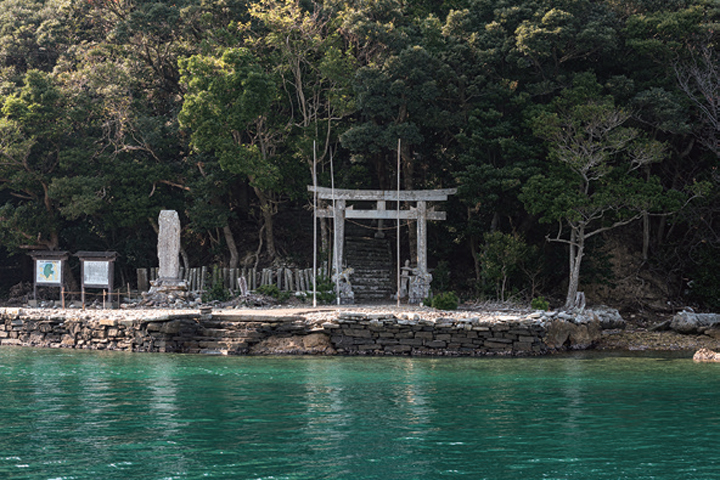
left=310, top=275, right=336, bottom=305
left=256, top=284, right=291, bottom=302
left=531, top=296, right=549, bottom=311
left=432, top=291, right=459, bottom=311
left=256, top=283, right=280, bottom=297
left=202, top=281, right=231, bottom=303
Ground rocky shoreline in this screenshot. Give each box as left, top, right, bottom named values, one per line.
left=598, top=326, right=720, bottom=352
left=2, top=303, right=720, bottom=357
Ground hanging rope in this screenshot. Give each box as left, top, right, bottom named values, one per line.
left=345, top=218, right=413, bottom=231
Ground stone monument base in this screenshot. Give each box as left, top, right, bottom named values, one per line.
left=148, top=277, right=187, bottom=292
left=142, top=277, right=189, bottom=306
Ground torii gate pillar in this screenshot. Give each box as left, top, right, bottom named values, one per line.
left=417, top=201, right=428, bottom=274
left=412, top=200, right=432, bottom=304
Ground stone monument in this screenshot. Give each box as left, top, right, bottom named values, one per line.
left=146, top=210, right=187, bottom=300
left=157, top=209, right=181, bottom=285
left=409, top=271, right=432, bottom=305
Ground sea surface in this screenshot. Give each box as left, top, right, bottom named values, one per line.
left=1, top=347, right=719, bottom=480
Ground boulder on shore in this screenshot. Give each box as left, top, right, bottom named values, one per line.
left=544, top=319, right=601, bottom=350
left=670, top=311, right=720, bottom=334
left=581, top=307, right=626, bottom=330
left=693, top=348, right=720, bottom=363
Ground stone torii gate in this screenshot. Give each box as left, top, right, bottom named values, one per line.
left=308, top=186, right=456, bottom=303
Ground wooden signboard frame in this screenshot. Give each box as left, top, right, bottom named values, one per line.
left=75, top=251, right=118, bottom=309
left=29, top=251, right=70, bottom=304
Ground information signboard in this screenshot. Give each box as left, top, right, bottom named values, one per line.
left=75, top=251, right=118, bottom=308
left=35, top=259, right=62, bottom=285
left=29, top=251, right=69, bottom=304
left=83, top=260, right=110, bottom=287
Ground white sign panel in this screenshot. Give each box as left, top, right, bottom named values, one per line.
left=36, top=260, right=62, bottom=285
left=84, top=261, right=110, bottom=286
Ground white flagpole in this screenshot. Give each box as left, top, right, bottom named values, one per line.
left=330, top=149, right=340, bottom=305
left=397, top=138, right=401, bottom=307
left=312, top=140, right=318, bottom=307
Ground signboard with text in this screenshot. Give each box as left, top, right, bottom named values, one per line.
left=75, top=251, right=118, bottom=308
left=83, top=260, right=111, bottom=288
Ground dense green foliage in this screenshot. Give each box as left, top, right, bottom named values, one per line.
left=431, top=291, right=459, bottom=311
left=531, top=296, right=550, bottom=311
left=202, top=279, right=232, bottom=303
left=0, top=0, right=718, bottom=310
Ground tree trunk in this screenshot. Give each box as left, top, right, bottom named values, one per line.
left=469, top=234, right=481, bottom=284
left=223, top=224, right=239, bottom=268
left=254, top=187, right=276, bottom=260
left=642, top=167, right=651, bottom=260
left=500, top=269, right=508, bottom=302
left=564, top=226, right=585, bottom=310
left=47, top=230, right=59, bottom=250
left=642, top=211, right=650, bottom=261
left=180, top=248, right=190, bottom=272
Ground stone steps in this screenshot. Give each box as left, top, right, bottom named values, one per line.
left=344, top=235, right=395, bottom=302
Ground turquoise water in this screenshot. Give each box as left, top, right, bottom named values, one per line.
left=1, top=348, right=719, bottom=480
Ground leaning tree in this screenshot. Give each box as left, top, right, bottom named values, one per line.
left=521, top=74, right=670, bottom=310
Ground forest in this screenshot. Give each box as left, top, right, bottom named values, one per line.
left=0, top=0, right=718, bottom=311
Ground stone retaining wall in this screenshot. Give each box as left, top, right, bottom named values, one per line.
left=0, top=311, right=203, bottom=353
left=0, top=309, right=313, bottom=355
left=323, top=312, right=547, bottom=355
left=0, top=308, right=619, bottom=356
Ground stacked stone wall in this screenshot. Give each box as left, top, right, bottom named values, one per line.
left=322, top=312, right=546, bottom=356
left=0, top=310, right=202, bottom=353
left=0, top=308, right=617, bottom=356
left=0, top=309, right=316, bottom=355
